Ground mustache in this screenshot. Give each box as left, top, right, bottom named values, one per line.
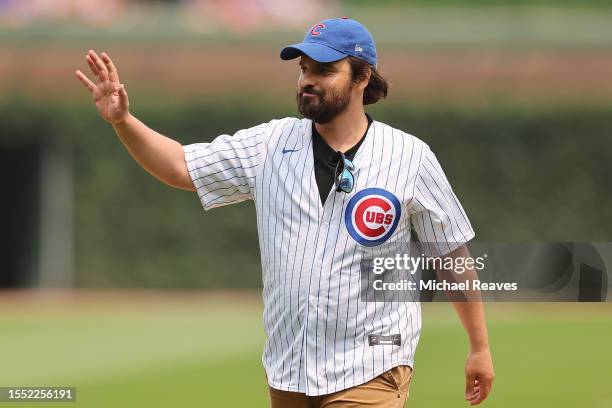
left=299, top=87, right=324, bottom=98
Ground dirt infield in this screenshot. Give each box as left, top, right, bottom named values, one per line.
left=1, top=288, right=611, bottom=319
left=2, top=45, right=612, bottom=105
left=0, top=288, right=263, bottom=316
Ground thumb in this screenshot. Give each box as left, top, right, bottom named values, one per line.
left=118, top=84, right=129, bottom=109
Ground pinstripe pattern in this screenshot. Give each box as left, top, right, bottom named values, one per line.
left=183, top=117, right=474, bottom=396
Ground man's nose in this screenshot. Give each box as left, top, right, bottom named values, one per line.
left=299, top=71, right=317, bottom=89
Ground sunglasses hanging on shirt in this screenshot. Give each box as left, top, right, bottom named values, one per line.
left=334, top=152, right=355, bottom=194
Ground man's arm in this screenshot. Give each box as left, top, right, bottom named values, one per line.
left=112, top=114, right=194, bottom=191
left=435, top=244, right=495, bottom=406
left=75, top=50, right=194, bottom=191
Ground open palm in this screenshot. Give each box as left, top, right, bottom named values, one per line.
left=76, top=50, right=129, bottom=124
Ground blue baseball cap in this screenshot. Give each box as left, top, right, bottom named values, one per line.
left=280, top=17, right=377, bottom=68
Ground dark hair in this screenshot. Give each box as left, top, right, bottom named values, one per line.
left=348, top=56, right=389, bottom=105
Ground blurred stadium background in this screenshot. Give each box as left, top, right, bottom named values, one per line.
left=1, top=0, right=611, bottom=407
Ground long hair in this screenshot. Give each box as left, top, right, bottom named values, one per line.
left=348, top=56, right=389, bottom=105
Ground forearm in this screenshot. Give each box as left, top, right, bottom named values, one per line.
left=450, top=296, right=489, bottom=351
left=435, top=245, right=490, bottom=351
left=112, top=113, right=194, bottom=191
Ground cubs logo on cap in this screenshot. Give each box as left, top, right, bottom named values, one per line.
left=310, top=23, right=326, bottom=36
left=345, top=188, right=401, bottom=246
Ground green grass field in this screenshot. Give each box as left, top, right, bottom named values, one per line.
left=1, top=291, right=610, bottom=407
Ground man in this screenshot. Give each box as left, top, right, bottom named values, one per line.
left=76, top=17, right=494, bottom=407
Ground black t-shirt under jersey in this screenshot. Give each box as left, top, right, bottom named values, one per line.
left=312, top=114, right=373, bottom=205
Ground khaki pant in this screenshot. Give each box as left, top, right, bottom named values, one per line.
left=269, top=365, right=413, bottom=408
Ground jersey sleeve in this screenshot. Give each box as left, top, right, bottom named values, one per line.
left=183, top=123, right=267, bottom=210
left=409, top=145, right=475, bottom=257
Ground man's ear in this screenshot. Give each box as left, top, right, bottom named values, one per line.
left=357, top=67, right=371, bottom=91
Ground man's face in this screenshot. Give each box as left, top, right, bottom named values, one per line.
left=296, top=56, right=354, bottom=124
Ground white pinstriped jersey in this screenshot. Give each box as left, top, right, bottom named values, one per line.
left=183, top=117, right=475, bottom=396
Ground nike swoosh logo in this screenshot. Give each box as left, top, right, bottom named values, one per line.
left=282, top=148, right=301, bottom=154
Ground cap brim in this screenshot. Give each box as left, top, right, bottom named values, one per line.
left=280, top=42, right=347, bottom=63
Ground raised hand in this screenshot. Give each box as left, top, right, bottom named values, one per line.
left=76, top=50, right=129, bottom=124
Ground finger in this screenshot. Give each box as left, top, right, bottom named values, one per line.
left=468, top=394, right=480, bottom=404
left=469, top=392, right=485, bottom=406
left=75, top=70, right=96, bottom=93
left=465, top=374, right=476, bottom=399
left=88, top=50, right=108, bottom=81
left=101, top=52, right=120, bottom=83
left=86, top=54, right=100, bottom=80
left=118, top=84, right=129, bottom=109
left=467, top=386, right=480, bottom=400
left=469, top=383, right=491, bottom=405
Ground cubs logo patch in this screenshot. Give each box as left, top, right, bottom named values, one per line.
left=344, top=188, right=401, bottom=247
left=310, top=23, right=326, bottom=36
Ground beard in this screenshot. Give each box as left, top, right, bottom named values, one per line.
left=296, top=81, right=353, bottom=124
